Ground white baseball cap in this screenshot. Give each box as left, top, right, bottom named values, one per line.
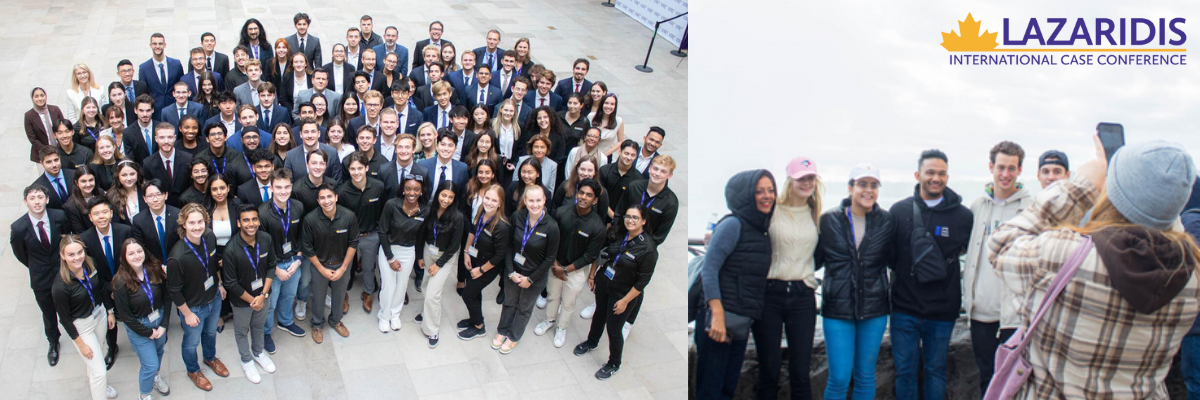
left=849, top=163, right=881, bottom=182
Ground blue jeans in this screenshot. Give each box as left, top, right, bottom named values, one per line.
left=694, top=314, right=750, bottom=400
left=296, top=256, right=314, bottom=302
left=178, top=299, right=221, bottom=373
left=125, top=309, right=168, bottom=396
left=890, top=312, right=954, bottom=400
left=265, top=255, right=304, bottom=334
left=1182, top=334, right=1200, bottom=400
left=823, top=315, right=888, bottom=400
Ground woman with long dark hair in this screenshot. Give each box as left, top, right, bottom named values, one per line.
left=88, top=135, right=124, bottom=191
left=520, top=106, right=568, bottom=164
left=107, top=160, right=146, bottom=225
left=584, top=81, right=608, bottom=117
left=65, top=167, right=105, bottom=234
left=376, top=175, right=427, bottom=333
left=589, top=94, right=624, bottom=159
left=195, top=71, right=221, bottom=117
left=559, top=93, right=590, bottom=143
left=265, top=39, right=291, bottom=87
left=112, top=238, right=172, bottom=400
left=204, top=174, right=241, bottom=332
left=694, top=169, right=777, bottom=399
left=52, top=235, right=119, bottom=400
left=415, top=181, right=464, bottom=348
left=75, top=96, right=106, bottom=152
left=506, top=157, right=551, bottom=216
left=552, top=156, right=609, bottom=218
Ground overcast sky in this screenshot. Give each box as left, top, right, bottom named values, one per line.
left=690, top=1, right=1200, bottom=237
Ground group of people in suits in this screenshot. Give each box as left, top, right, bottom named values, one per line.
left=17, top=11, right=679, bottom=400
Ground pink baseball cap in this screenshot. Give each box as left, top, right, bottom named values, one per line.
left=786, top=157, right=819, bottom=179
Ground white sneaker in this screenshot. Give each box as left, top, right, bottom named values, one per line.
left=153, top=373, right=170, bottom=395
left=105, top=385, right=117, bottom=399
left=553, top=327, right=567, bottom=348
left=139, top=394, right=154, bottom=400
left=390, top=317, right=403, bottom=331
left=536, top=295, right=547, bottom=309
left=534, top=320, right=554, bottom=336
left=295, top=302, right=307, bottom=321
left=253, top=352, right=276, bottom=373
left=622, top=321, right=632, bottom=340
left=580, top=302, right=596, bottom=319
left=378, top=318, right=391, bottom=333
left=242, top=361, right=262, bottom=383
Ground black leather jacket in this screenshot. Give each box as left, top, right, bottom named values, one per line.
left=816, top=198, right=895, bottom=320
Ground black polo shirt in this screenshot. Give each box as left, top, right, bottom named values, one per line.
left=337, top=177, right=387, bottom=233
left=422, top=208, right=464, bottom=268
left=467, top=216, right=511, bottom=272
left=166, top=230, right=221, bottom=308
left=52, top=269, right=115, bottom=339
left=259, top=199, right=305, bottom=258
left=291, top=174, right=326, bottom=217
left=602, top=232, right=659, bottom=295
left=113, top=274, right=171, bottom=338
left=379, top=199, right=428, bottom=260
left=301, top=205, right=360, bottom=267
left=507, top=208, right=560, bottom=282
left=615, top=179, right=677, bottom=246
left=553, top=205, right=607, bottom=270
left=221, top=231, right=277, bottom=307
left=598, top=162, right=644, bottom=214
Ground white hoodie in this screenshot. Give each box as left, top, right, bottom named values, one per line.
left=963, top=182, right=1032, bottom=329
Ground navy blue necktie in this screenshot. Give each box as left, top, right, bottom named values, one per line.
left=156, top=216, right=167, bottom=258
left=103, top=235, right=115, bottom=275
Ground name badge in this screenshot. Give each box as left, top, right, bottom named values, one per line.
left=605, top=266, right=615, bottom=279
left=415, top=217, right=425, bottom=221
left=514, top=253, right=526, bottom=266
left=282, top=242, right=292, bottom=253
left=204, top=276, right=215, bottom=290
left=484, top=229, right=492, bottom=236
left=625, top=252, right=635, bottom=260
left=368, top=197, right=379, bottom=202
left=336, top=229, right=348, bottom=234
left=147, top=309, right=160, bottom=323
left=427, top=245, right=439, bottom=255
left=92, top=304, right=105, bottom=318
left=536, top=232, right=547, bottom=237
left=467, top=246, right=478, bottom=257
left=291, top=219, right=300, bottom=224
left=651, top=207, right=663, bottom=214
left=578, top=230, right=589, bottom=238
left=251, top=279, right=263, bottom=291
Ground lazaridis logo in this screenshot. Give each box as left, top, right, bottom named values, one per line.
left=941, top=13, right=1187, bottom=66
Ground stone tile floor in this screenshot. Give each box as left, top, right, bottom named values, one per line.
left=0, top=1, right=687, bottom=399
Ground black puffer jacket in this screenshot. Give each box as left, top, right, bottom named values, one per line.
left=817, top=198, right=896, bottom=320
left=712, top=169, right=776, bottom=319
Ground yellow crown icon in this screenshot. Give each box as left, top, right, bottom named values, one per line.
left=941, top=13, right=999, bottom=51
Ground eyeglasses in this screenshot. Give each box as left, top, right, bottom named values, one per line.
left=144, top=193, right=165, bottom=200
left=853, top=181, right=880, bottom=189
left=625, top=215, right=642, bottom=221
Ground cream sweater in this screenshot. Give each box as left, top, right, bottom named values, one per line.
left=767, top=203, right=819, bottom=287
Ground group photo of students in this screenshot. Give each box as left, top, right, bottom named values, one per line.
left=692, top=134, right=1200, bottom=399
left=15, top=10, right=681, bottom=400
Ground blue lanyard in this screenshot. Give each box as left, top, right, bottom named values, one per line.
left=211, top=157, right=226, bottom=175
left=520, top=212, right=545, bottom=254
left=640, top=191, right=656, bottom=209
left=272, top=201, right=291, bottom=237
left=242, top=242, right=260, bottom=278
left=85, top=127, right=99, bottom=142
left=242, top=155, right=254, bottom=173
left=611, top=234, right=633, bottom=266
left=184, top=236, right=210, bottom=275
left=473, top=216, right=492, bottom=247
left=77, top=271, right=97, bottom=307
left=432, top=218, right=439, bottom=242
left=140, top=269, right=154, bottom=308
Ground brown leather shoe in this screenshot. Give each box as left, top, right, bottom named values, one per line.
left=313, top=326, right=324, bottom=344
left=343, top=293, right=350, bottom=314
left=362, top=293, right=374, bottom=312
left=204, top=358, right=229, bottom=377
left=333, top=322, right=350, bottom=337
left=188, top=370, right=213, bottom=391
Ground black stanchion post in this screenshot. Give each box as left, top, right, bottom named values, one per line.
left=635, top=21, right=660, bottom=73
left=671, top=26, right=688, bottom=58
left=602, top=0, right=615, bottom=7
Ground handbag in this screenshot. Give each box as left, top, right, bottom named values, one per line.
left=910, top=200, right=950, bottom=283
left=984, top=237, right=1093, bottom=400
left=706, top=307, right=753, bottom=342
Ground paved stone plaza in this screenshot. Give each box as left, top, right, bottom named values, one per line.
left=0, top=1, right=688, bottom=399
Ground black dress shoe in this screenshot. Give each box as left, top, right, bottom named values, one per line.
left=495, top=289, right=505, bottom=305
left=104, top=345, right=118, bottom=370
left=47, top=341, right=59, bottom=367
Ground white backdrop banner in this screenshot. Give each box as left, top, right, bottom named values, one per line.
left=616, top=0, right=688, bottom=47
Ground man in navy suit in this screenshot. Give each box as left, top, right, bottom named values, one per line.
left=182, top=47, right=223, bottom=99
left=80, top=198, right=132, bottom=367
left=142, top=122, right=194, bottom=207
left=380, top=79, right=423, bottom=134
left=348, top=90, right=385, bottom=137
left=372, top=26, right=410, bottom=77
left=357, top=53, right=389, bottom=94
left=199, top=32, right=231, bottom=77
left=412, top=21, right=451, bottom=69
left=524, top=71, right=564, bottom=112
left=162, top=82, right=207, bottom=129
left=116, top=60, right=150, bottom=110
left=126, top=95, right=157, bottom=162
left=409, top=45, right=444, bottom=89
left=467, top=66, right=501, bottom=110
left=417, top=131, right=469, bottom=206
left=226, top=104, right=273, bottom=153
left=472, top=30, right=505, bottom=73
left=130, top=180, right=180, bottom=263
left=255, top=82, right=292, bottom=131
left=286, top=13, right=323, bottom=70
left=10, top=184, right=69, bottom=366
left=496, top=53, right=520, bottom=99
left=494, top=76, right=533, bottom=126
left=445, top=51, right=480, bottom=96
left=422, top=81, right=457, bottom=131
left=554, top=58, right=593, bottom=100
left=32, top=147, right=74, bottom=210
left=138, top=33, right=185, bottom=118
left=205, top=92, right=241, bottom=136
